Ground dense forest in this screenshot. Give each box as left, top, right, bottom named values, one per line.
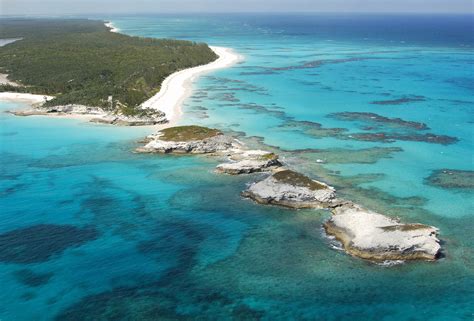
left=0, top=19, right=217, bottom=114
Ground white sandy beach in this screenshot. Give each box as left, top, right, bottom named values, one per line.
left=0, top=92, right=53, bottom=105
left=141, top=46, right=242, bottom=125
left=106, top=21, right=242, bottom=125
left=104, top=21, right=120, bottom=33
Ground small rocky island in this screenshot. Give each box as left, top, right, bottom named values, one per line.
left=216, top=150, right=281, bottom=174
left=325, top=202, right=440, bottom=261
left=242, top=170, right=336, bottom=209
left=137, top=125, right=442, bottom=263
left=136, top=125, right=239, bottom=154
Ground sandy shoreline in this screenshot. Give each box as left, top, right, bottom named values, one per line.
left=142, top=46, right=242, bottom=125
left=104, top=21, right=120, bottom=33
left=0, top=92, right=53, bottom=105
left=0, top=21, right=242, bottom=127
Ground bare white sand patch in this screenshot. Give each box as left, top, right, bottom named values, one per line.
left=0, top=92, right=53, bottom=105
left=141, top=46, right=243, bottom=125
left=0, top=74, right=21, bottom=87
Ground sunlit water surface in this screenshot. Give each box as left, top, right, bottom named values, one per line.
left=0, top=14, right=473, bottom=320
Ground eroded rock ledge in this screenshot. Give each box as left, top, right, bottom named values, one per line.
left=216, top=150, right=281, bottom=174
left=242, top=169, right=336, bottom=208
left=9, top=105, right=167, bottom=126
left=137, top=125, right=441, bottom=263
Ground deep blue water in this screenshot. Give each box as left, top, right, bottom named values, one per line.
left=1, top=14, right=473, bottom=320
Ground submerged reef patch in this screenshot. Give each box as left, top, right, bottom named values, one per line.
left=0, top=224, right=99, bottom=264
left=271, top=57, right=375, bottom=71
left=327, top=112, right=429, bottom=130
left=13, top=269, right=54, bottom=287
left=345, top=132, right=458, bottom=145
left=277, top=115, right=454, bottom=145
left=370, top=96, right=425, bottom=105
left=425, top=169, right=474, bottom=190
left=286, top=147, right=403, bottom=164
left=279, top=119, right=347, bottom=138
left=55, top=280, right=265, bottom=321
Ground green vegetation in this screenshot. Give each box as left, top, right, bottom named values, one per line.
left=273, top=170, right=327, bottom=190
left=258, top=153, right=278, bottom=161
left=0, top=19, right=218, bottom=114
left=158, top=125, right=221, bottom=142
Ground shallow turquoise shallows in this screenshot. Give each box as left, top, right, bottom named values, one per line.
left=0, top=14, right=473, bottom=321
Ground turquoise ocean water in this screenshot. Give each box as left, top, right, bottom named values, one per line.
left=0, top=14, right=473, bottom=320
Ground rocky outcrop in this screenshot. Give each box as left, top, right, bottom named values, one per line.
left=10, top=104, right=167, bottom=126
left=136, top=125, right=442, bottom=263
left=216, top=150, right=281, bottom=174
left=90, top=111, right=167, bottom=126
left=242, top=169, right=336, bottom=209
left=10, top=104, right=105, bottom=116
left=136, top=125, right=239, bottom=154
left=324, top=202, right=441, bottom=261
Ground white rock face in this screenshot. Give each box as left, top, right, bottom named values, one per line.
left=91, top=112, right=167, bottom=126
left=11, top=104, right=167, bottom=126
left=136, top=133, right=238, bottom=154
left=10, top=104, right=105, bottom=116
left=216, top=150, right=281, bottom=174
left=242, top=170, right=336, bottom=208
left=325, top=203, right=441, bottom=261
left=43, top=104, right=106, bottom=115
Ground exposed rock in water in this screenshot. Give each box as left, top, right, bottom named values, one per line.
left=242, top=169, right=336, bottom=209
left=216, top=150, right=282, bottom=175
left=324, top=202, right=441, bottom=261
left=10, top=105, right=167, bottom=126
left=425, top=169, right=474, bottom=190
left=134, top=123, right=443, bottom=263
left=90, top=111, right=167, bottom=126
left=136, top=125, right=240, bottom=154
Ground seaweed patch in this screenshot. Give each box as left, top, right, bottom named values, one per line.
left=13, top=269, right=54, bottom=287
left=328, top=112, right=429, bottom=130
left=0, top=224, right=99, bottom=264
left=425, top=169, right=474, bottom=190
left=370, top=96, right=425, bottom=105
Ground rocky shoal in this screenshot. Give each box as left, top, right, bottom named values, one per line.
left=136, top=125, right=442, bottom=263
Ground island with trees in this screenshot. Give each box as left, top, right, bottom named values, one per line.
left=0, top=18, right=218, bottom=124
